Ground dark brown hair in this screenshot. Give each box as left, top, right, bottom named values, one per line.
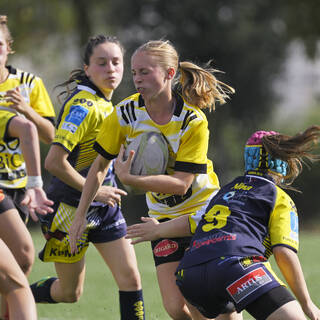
left=262, top=125, right=320, bottom=189
left=57, top=35, right=124, bottom=100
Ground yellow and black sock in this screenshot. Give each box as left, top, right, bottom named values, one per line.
left=119, top=290, right=145, bottom=320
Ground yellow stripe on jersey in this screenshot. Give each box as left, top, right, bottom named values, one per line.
left=268, top=186, right=299, bottom=252
left=96, top=92, right=220, bottom=219
left=74, top=139, right=97, bottom=172
left=0, top=110, right=27, bottom=188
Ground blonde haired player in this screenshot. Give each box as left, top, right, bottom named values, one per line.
left=70, top=39, right=241, bottom=320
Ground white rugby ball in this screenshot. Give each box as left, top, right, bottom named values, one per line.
left=123, top=132, right=169, bottom=194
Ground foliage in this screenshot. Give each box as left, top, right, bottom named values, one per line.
left=3, top=0, right=320, bottom=220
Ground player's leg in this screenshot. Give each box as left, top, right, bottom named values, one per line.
left=266, top=300, right=306, bottom=319
left=246, top=285, right=305, bottom=320
left=31, top=259, right=86, bottom=303
left=0, top=208, right=34, bottom=275
left=216, top=312, right=243, bottom=320
left=0, top=239, right=37, bottom=320
left=156, top=261, right=193, bottom=320
left=0, top=202, right=34, bottom=319
left=95, top=237, right=145, bottom=320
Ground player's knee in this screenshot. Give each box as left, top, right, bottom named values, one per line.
left=164, top=300, right=190, bottom=320
left=61, top=287, right=83, bottom=303
left=117, top=266, right=142, bottom=291
left=16, top=245, right=35, bottom=275
left=1, top=276, right=27, bottom=297
left=118, top=276, right=141, bottom=291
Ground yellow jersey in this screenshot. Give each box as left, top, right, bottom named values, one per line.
left=95, top=92, right=220, bottom=219
left=0, top=66, right=55, bottom=189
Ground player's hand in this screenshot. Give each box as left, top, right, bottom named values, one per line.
left=5, top=87, right=30, bottom=115
left=114, top=144, right=135, bottom=183
left=69, top=213, right=87, bottom=254
left=20, top=187, right=54, bottom=222
left=94, top=185, right=127, bottom=207
left=126, top=217, right=160, bottom=244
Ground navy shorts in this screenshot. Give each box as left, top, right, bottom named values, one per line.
left=175, top=256, right=292, bottom=318
left=38, top=201, right=127, bottom=263
left=0, top=188, right=29, bottom=223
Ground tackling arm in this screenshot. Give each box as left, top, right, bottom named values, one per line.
left=126, top=215, right=192, bottom=244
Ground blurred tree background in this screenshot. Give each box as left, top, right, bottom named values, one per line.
left=1, top=0, right=319, bottom=227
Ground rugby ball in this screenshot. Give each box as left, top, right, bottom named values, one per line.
left=123, top=132, right=169, bottom=194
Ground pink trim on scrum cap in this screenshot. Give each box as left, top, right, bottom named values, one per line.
left=246, top=130, right=279, bottom=145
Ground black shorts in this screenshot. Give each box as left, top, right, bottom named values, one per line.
left=0, top=188, right=29, bottom=223
left=246, top=285, right=295, bottom=319
left=151, top=235, right=192, bottom=267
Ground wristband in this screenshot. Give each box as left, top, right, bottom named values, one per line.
left=26, top=176, right=43, bottom=189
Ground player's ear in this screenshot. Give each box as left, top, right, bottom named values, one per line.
left=167, top=67, right=175, bottom=80
left=84, top=64, right=89, bottom=77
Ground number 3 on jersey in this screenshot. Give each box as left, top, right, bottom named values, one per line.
left=202, top=205, right=231, bottom=232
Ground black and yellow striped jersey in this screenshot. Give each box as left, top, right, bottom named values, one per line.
left=0, top=66, right=55, bottom=189
left=95, top=92, right=220, bottom=219
left=0, top=66, right=55, bottom=121
left=47, top=78, right=116, bottom=207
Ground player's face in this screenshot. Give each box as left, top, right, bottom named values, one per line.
left=0, top=30, right=9, bottom=68
left=84, top=42, right=124, bottom=99
left=131, top=51, right=171, bottom=102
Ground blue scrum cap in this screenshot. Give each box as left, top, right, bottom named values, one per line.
left=244, top=131, right=288, bottom=176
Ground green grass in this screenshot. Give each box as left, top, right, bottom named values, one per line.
left=29, top=228, right=320, bottom=320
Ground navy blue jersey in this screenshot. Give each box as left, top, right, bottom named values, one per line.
left=179, top=174, right=299, bottom=269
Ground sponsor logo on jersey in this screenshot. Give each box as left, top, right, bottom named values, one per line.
left=61, top=122, right=78, bottom=133
left=223, top=191, right=235, bottom=202
left=290, top=211, right=299, bottom=240
left=65, top=105, right=89, bottom=126
left=153, top=239, right=178, bottom=257
left=227, top=267, right=272, bottom=303
left=73, top=98, right=93, bottom=107
left=190, top=233, right=236, bottom=251
left=232, top=182, right=253, bottom=191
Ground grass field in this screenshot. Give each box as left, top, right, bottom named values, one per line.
left=29, top=228, right=320, bottom=320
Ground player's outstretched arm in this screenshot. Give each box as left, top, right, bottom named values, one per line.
left=273, top=246, right=320, bottom=319
left=69, top=155, right=111, bottom=254
left=21, top=188, right=54, bottom=221
left=126, top=215, right=191, bottom=244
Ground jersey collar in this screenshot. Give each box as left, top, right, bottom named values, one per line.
left=76, top=76, right=110, bottom=102
left=138, top=90, right=184, bottom=116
